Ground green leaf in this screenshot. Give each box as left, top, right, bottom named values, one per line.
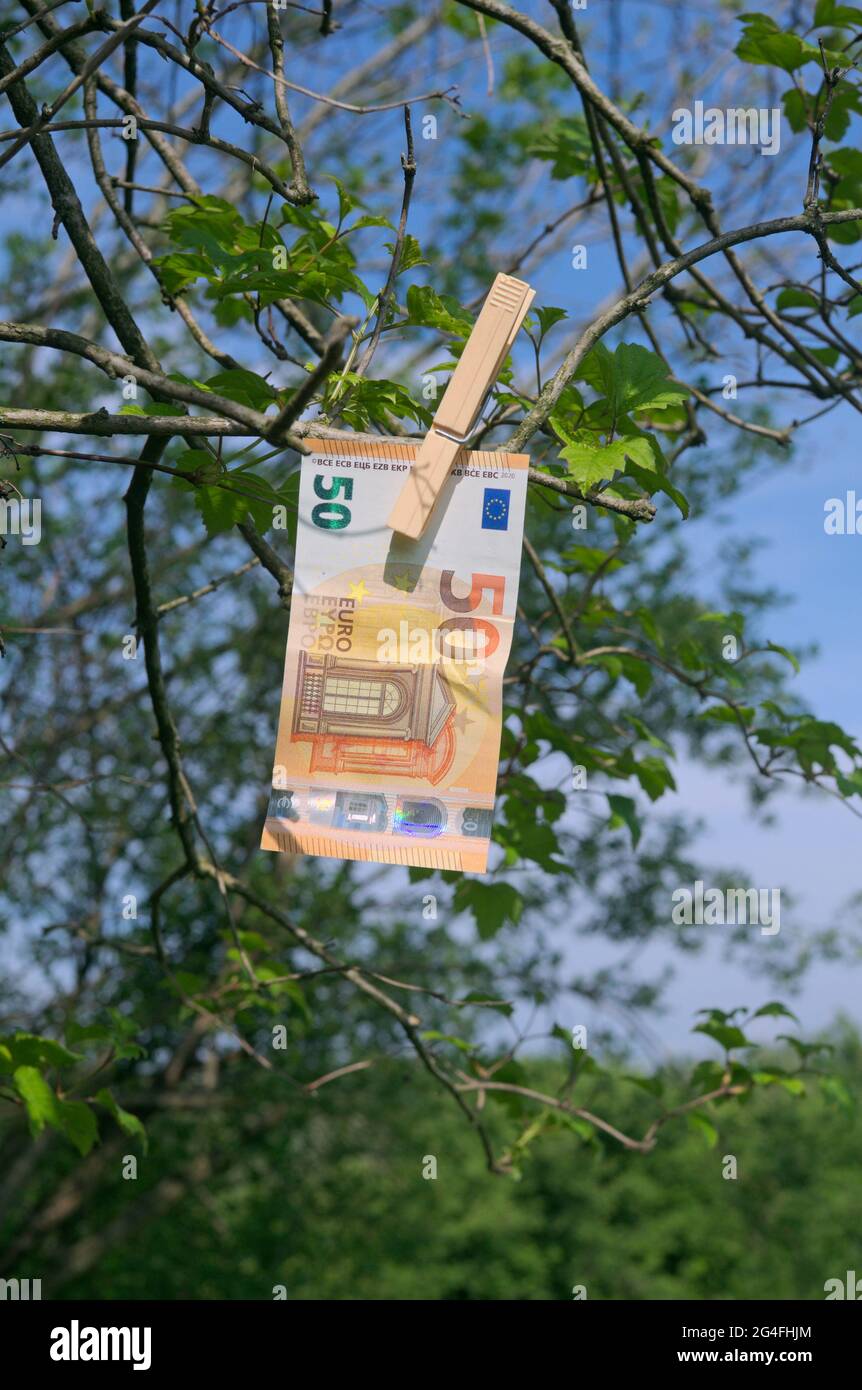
left=690, top=1059, right=726, bottom=1091
left=484, top=1059, right=529, bottom=1114
left=813, top=0, right=862, bottom=27
left=13, top=1065, right=59, bottom=1135
left=777, top=1033, right=833, bottom=1059
left=697, top=1004, right=747, bottom=1022
left=819, top=1074, right=853, bottom=1111
left=58, top=1100, right=99, bottom=1156
left=578, top=342, right=689, bottom=417
left=1, top=1032, right=81, bottom=1070
left=624, top=1073, right=664, bottom=1098
left=791, top=345, right=840, bottom=368
left=559, top=543, right=619, bottom=577
left=352, top=214, right=396, bottom=233
left=700, top=704, right=754, bottom=724
left=324, top=173, right=356, bottom=223
left=535, top=305, right=568, bottom=337
left=694, top=1020, right=751, bottom=1051
left=751, top=1001, right=799, bottom=1022
left=822, top=204, right=862, bottom=246
left=654, top=176, right=682, bottom=235
left=551, top=1111, right=598, bottom=1143
left=617, top=652, right=653, bottom=698
left=615, top=343, right=690, bottom=413
left=626, top=715, right=673, bottom=755
left=560, top=433, right=656, bottom=490
left=193, top=478, right=274, bottom=538
left=625, top=460, right=690, bottom=518
left=832, top=147, right=862, bottom=179
left=754, top=716, right=858, bottom=774
left=634, top=755, right=676, bottom=801
left=782, top=87, right=808, bottom=133
left=607, top=793, right=641, bottom=848
left=11, top=1065, right=97, bottom=1154
left=404, top=284, right=472, bottom=336
left=675, top=635, right=705, bottom=672
left=95, top=1088, right=148, bottom=1153
left=688, top=1111, right=718, bottom=1148
left=65, top=1021, right=113, bottom=1047
left=227, top=929, right=271, bottom=953
left=173, top=448, right=223, bottom=485
left=386, top=233, right=427, bottom=274
left=119, top=401, right=188, bottom=418
left=195, top=486, right=248, bottom=535
left=453, top=879, right=523, bottom=939
left=776, top=288, right=819, bottom=310
left=527, top=116, right=592, bottom=179
left=735, top=16, right=811, bottom=72
left=155, top=251, right=216, bottom=294
left=458, top=992, right=514, bottom=1017
left=276, top=978, right=312, bottom=1023
left=330, top=373, right=432, bottom=431
left=753, top=1070, right=806, bottom=1095
left=204, top=369, right=277, bottom=412
left=420, top=1031, right=475, bottom=1052
left=778, top=1076, right=806, bottom=1096
left=698, top=609, right=742, bottom=629
left=766, top=641, right=800, bottom=673
left=836, top=769, right=862, bottom=798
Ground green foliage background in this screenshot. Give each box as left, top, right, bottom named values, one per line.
left=5, top=1030, right=859, bottom=1299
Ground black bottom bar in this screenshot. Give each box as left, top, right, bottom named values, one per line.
left=5, top=1297, right=858, bottom=1375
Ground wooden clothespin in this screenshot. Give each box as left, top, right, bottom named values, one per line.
left=387, top=272, right=535, bottom=539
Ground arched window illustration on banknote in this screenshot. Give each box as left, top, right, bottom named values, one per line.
left=292, top=652, right=457, bottom=784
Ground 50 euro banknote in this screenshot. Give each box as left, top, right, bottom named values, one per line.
left=261, top=436, right=528, bottom=872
